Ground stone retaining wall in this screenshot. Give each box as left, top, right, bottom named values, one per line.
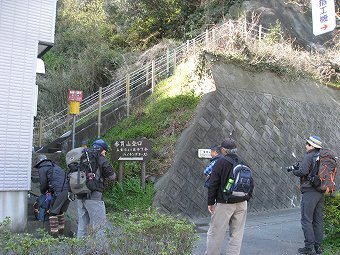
left=153, top=62, right=340, bottom=219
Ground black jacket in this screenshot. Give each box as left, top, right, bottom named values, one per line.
left=97, top=154, right=116, bottom=180
left=293, top=148, right=320, bottom=193
left=38, top=160, right=69, bottom=194
left=208, top=153, right=251, bottom=205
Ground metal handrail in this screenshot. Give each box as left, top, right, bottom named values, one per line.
left=34, top=19, right=280, bottom=146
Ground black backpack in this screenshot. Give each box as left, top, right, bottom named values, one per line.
left=309, top=148, right=338, bottom=194
left=68, top=149, right=104, bottom=196
left=222, top=156, right=254, bottom=203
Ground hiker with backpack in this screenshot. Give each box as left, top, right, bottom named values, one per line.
left=205, top=138, right=254, bottom=255
left=33, top=154, right=70, bottom=237
left=66, top=139, right=116, bottom=238
left=287, top=135, right=329, bottom=255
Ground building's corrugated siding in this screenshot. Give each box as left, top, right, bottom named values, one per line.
left=0, top=0, right=57, bottom=191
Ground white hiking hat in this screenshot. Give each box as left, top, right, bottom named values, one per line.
left=306, top=136, right=322, bottom=149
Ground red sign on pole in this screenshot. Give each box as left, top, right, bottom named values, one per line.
left=68, top=90, right=83, bottom=102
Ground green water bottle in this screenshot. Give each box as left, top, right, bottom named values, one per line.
left=224, top=178, right=234, bottom=192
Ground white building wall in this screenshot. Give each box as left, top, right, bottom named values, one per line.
left=0, top=0, right=57, bottom=231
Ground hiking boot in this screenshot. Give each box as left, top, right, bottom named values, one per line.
left=298, top=247, right=315, bottom=254
left=314, top=245, right=323, bottom=254
left=57, top=213, right=65, bottom=236
left=49, top=216, right=59, bottom=237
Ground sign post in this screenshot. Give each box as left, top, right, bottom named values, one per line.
left=312, top=0, right=336, bottom=36
left=111, top=139, right=151, bottom=188
left=68, top=90, right=83, bottom=149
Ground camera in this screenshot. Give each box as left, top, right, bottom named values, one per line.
left=286, top=162, right=299, bottom=172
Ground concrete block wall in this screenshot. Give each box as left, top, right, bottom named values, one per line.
left=153, top=62, right=340, bottom=219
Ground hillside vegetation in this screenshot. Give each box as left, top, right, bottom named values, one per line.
left=37, top=0, right=339, bottom=119
left=38, top=0, right=237, bottom=117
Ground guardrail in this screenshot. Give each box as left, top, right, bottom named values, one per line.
left=33, top=19, right=278, bottom=147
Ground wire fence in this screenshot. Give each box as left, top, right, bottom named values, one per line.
left=33, top=19, right=280, bottom=147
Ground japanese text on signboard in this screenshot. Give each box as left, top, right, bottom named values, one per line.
left=312, top=0, right=336, bottom=36
left=68, top=90, right=83, bottom=102
left=111, top=139, right=151, bottom=161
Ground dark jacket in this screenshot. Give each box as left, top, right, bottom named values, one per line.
left=97, top=153, right=116, bottom=180
left=80, top=152, right=116, bottom=200
left=204, top=155, right=223, bottom=188
left=208, top=153, right=245, bottom=205
left=203, top=155, right=222, bottom=176
left=293, top=148, right=320, bottom=193
left=38, top=160, right=69, bottom=195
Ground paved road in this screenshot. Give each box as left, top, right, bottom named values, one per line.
left=192, top=208, right=305, bottom=255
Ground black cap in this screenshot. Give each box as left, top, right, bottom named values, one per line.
left=210, top=145, right=221, bottom=152
left=33, top=154, right=48, bottom=168
left=221, top=138, right=237, bottom=149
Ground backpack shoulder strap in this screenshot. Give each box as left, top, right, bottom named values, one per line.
left=224, top=155, right=238, bottom=165
left=224, top=155, right=233, bottom=164
left=310, top=151, right=321, bottom=176
left=96, top=152, right=103, bottom=179
left=84, top=149, right=95, bottom=173
left=48, top=163, right=55, bottom=192
left=224, top=155, right=239, bottom=178
left=88, top=149, right=102, bottom=179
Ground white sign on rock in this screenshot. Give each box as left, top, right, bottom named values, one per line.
left=198, top=149, right=212, bottom=159
left=311, top=0, right=336, bottom=36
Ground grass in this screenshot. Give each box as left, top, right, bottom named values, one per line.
left=103, top=61, right=202, bottom=178
left=323, top=192, right=340, bottom=255
left=104, top=177, right=155, bottom=213
left=205, top=17, right=339, bottom=86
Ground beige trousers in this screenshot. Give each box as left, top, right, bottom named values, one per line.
left=205, top=201, right=247, bottom=255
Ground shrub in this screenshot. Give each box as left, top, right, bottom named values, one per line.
left=108, top=210, right=198, bottom=255
left=0, top=211, right=197, bottom=255
left=323, top=192, right=340, bottom=254
left=0, top=221, right=83, bottom=255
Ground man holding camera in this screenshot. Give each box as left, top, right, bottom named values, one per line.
left=287, top=136, right=324, bottom=254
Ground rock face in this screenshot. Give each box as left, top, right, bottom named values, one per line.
left=231, top=0, right=335, bottom=50
left=153, top=59, right=340, bottom=219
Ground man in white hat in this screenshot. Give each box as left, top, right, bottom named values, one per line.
left=290, top=135, right=324, bottom=254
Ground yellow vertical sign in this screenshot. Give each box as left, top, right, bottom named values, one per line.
left=69, top=101, right=80, bottom=115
